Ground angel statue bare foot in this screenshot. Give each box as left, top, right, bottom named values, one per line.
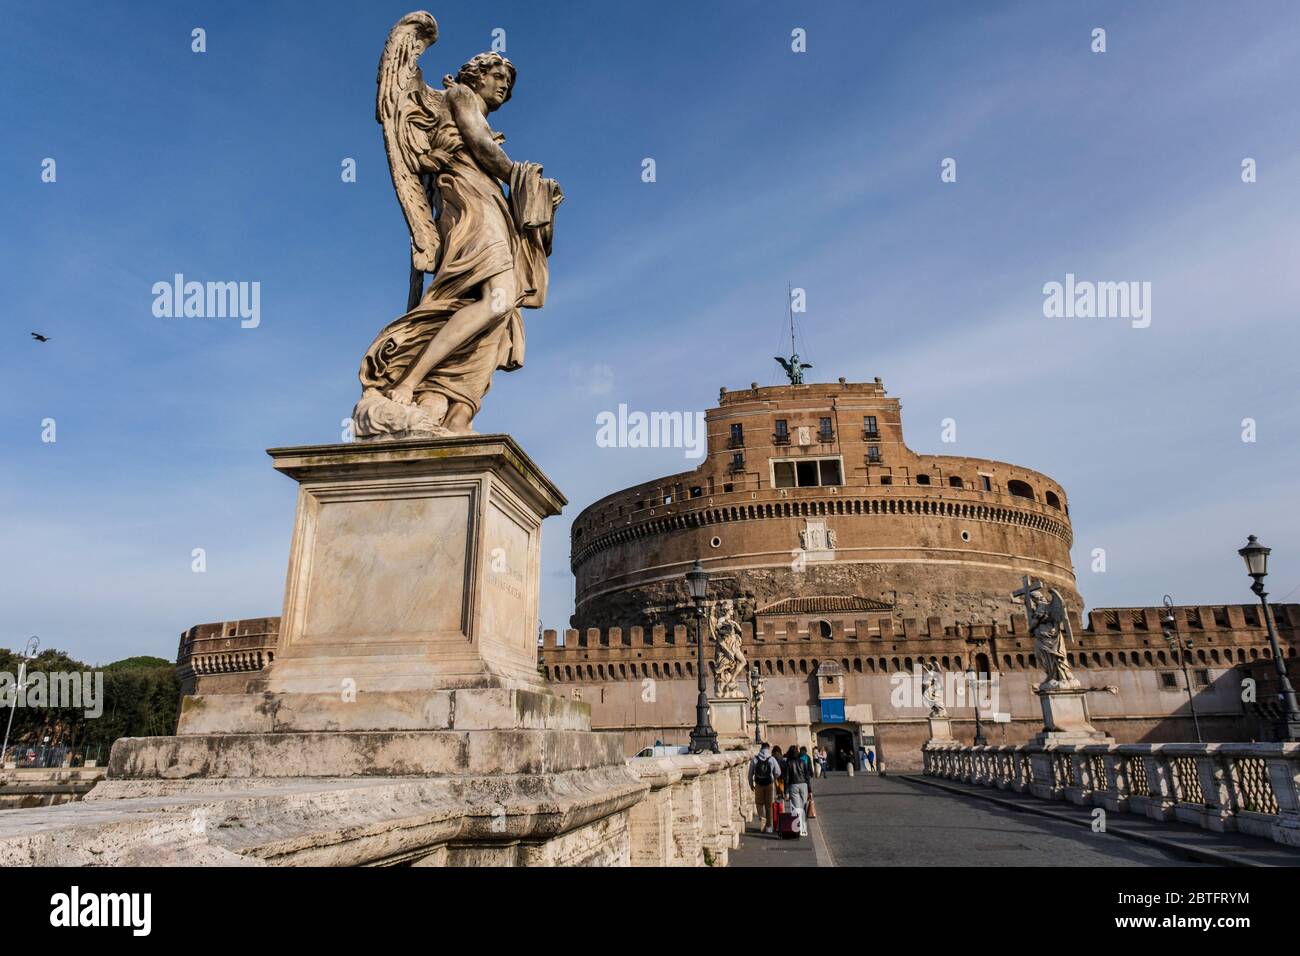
left=351, top=11, right=563, bottom=442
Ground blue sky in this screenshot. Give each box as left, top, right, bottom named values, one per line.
left=4, top=1, right=1300, bottom=664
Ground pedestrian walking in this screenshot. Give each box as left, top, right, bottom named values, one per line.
left=748, top=742, right=782, bottom=833
left=857, top=745, right=868, bottom=771
left=781, top=745, right=811, bottom=835
left=866, top=747, right=876, bottom=772
left=773, top=744, right=789, bottom=796
left=798, top=745, right=814, bottom=781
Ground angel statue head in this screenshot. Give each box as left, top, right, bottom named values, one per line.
left=448, top=52, right=516, bottom=111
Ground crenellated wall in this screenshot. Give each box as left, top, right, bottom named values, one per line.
left=536, top=603, right=1300, bottom=764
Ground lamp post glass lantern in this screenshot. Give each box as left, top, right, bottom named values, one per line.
left=1237, top=536, right=1300, bottom=741
left=748, top=664, right=762, bottom=744
left=686, top=560, right=718, bottom=753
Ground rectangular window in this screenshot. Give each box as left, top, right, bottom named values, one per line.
left=729, top=423, right=744, bottom=447
left=879, top=475, right=892, bottom=485
left=864, top=415, right=879, bottom=438
left=1194, top=669, right=1211, bottom=687
left=1160, top=672, right=1179, bottom=689
left=771, top=456, right=844, bottom=488
left=663, top=494, right=673, bottom=505
left=981, top=475, right=992, bottom=492
left=775, top=419, right=788, bottom=436
left=819, top=417, right=834, bottom=441
left=690, top=486, right=703, bottom=498
left=731, top=453, right=745, bottom=472
left=867, top=445, right=882, bottom=463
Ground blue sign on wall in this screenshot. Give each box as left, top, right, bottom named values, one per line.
left=820, top=698, right=845, bottom=723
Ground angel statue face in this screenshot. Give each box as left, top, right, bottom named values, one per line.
left=456, top=52, right=515, bottom=112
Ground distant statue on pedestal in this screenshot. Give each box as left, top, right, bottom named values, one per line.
left=710, top=601, right=747, bottom=698
left=1013, top=576, right=1077, bottom=688
left=921, top=660, right=947, bottom=717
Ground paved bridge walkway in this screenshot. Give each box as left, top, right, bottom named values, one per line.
left=731, top=772, right=1300, bottom=867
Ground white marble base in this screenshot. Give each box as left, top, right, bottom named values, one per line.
left=254, top=435, right=565, bottom=697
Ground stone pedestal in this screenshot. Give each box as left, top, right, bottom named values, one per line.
left=24, top=437, right=651, bottom=866
left=252, top=436, right=559, bottom=697
left=1032, top=684, right=1113, bottom=745
left=708, top=697, right=751, bottom=749
left=927, top=715, right=954, bottom=743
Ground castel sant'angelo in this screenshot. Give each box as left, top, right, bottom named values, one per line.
left=179, top=372, right=1300, bottom=769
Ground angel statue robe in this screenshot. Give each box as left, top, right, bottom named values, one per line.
left=359, top=104, right=556, bottom=418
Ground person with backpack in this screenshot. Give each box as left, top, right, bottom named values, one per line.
left=748, top=743, right=782, bottom=833
left=798, top=745, right=814, bottom=779
left=782, top=745, right=811, bottom=835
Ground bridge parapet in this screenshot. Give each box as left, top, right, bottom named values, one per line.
left=923, top=740, right=1300, bottom=848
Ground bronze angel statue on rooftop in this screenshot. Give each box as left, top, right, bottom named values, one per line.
left=353, top=12, right=563, bottom=439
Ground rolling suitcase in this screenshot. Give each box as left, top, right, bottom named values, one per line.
left=778, top=808, right=804, bottom=839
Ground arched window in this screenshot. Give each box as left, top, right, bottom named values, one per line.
left=948, top=476, right=963, bottom=488
left=818, top=619, right=833, bottom=639
left=1007, top=480, right=1035, bottom=500
left=1045, top=491, right=1061, bottom=509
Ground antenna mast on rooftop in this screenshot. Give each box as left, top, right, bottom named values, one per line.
left=774, top=283, right=812, bottom=385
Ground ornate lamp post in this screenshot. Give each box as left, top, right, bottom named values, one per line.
left=685, top=560, right=718, bottom=753
left=1160, top=595, right=1202, bottom=743
left=2, top=636, right=39, bottom=768
left=1237, top=536, right=1300, bottom=741
left=965, top=629, right=988, bottom=746
left=748, top=664, right=764, bottom=744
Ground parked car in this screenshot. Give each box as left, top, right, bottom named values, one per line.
left=633, top=745, right=691, bottom=758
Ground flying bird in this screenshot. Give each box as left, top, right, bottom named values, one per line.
left=30, top=332, right=50, bottom=342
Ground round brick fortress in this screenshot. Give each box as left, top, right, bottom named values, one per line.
left=570, top=379, right=1079, bottom=631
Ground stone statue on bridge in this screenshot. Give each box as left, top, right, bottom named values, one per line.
left=921, top=660, right=947, bottom=717
left=354, top=11, right=563, bottom=440
left=1014, top=576, right=1077, bottom=688
left=710, top=601, right=747, bottom=698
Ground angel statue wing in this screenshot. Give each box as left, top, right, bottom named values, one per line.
left=775, top=357, right=793, bottom=374
left=1047, top=589, right=1068, bottom=633
left=377, top=12, right=448, bottom=309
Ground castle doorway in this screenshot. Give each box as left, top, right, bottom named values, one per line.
left=816, top=727, right=855, bottom=771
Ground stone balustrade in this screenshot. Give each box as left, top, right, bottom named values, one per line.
left=627, top=750, right=755, bottom=866
left=923, top=740, right=1300, bottom=847
left=0, top=748, right=754, bottom=867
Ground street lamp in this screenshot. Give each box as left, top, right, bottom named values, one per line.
left=1237, top=535, right=1300, bottom=740
left=965, top=627, right=987, bottom=746
left=1160, top=595, right=1202, bottom=743
left=2, top=636, right=39, bottom=768
left=685, top=560, right=718, bottom=753
left=748, top=664, right=764, bottom=744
